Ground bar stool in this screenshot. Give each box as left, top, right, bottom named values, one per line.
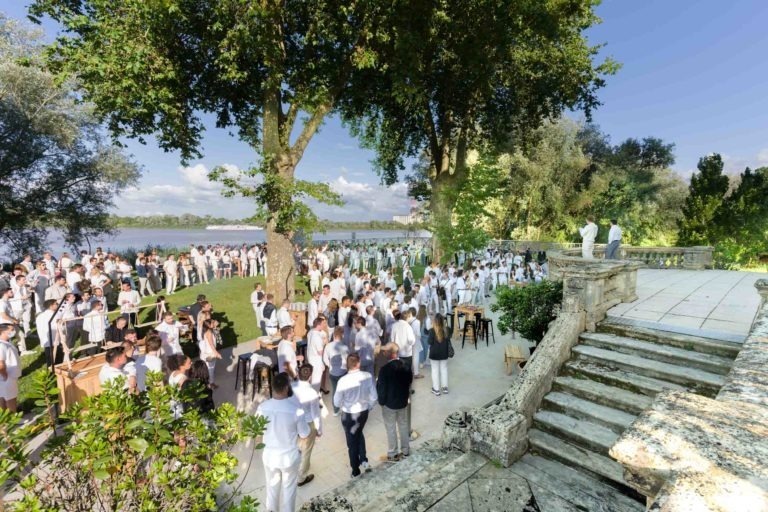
left=461, top=312, right=483, bottom=350
left=235, top=352, right=253, bottom=392
left=479, top=318, right=496, bottom=347
left=252, top=364, right=276, bottom=399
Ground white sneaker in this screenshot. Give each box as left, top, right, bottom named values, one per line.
left=360, top=460, right=372, bottom=473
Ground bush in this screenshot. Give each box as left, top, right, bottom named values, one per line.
left=4, top=371, right=265, bottom=512
left=491, top=281, right=563, bottom=343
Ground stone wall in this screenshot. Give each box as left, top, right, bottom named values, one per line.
left=442, top=310, right=585, bottom=466
left=554, top=245, right=714, bottom=270
left=610, top=279, right=768, bottom=510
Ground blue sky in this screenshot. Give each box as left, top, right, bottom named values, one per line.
left=3, top=0, right=768, bottom=220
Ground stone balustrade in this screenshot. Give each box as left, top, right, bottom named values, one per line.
left=554, top=245, right=714, bottom=270
left=442, top=256, right=641, bottom=466
left=609, top=279, right=768, bottom=510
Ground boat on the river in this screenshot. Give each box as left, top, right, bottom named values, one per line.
left=205, top=225, right=264, bottom=231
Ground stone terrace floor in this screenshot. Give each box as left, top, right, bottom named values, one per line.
left=608, top=269, right=767, bottom=340
left=211, top=296, right=532, bottom=509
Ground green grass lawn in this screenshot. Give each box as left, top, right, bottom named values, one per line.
left=16, top=265, right=425, bottom=412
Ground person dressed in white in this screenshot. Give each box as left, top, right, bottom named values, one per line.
left=250, top=283, right=264, bottom=325
left=579, top=215, right=599, bottom=259
left=163, top=255, right=178, bottom=294
left=82, top=300, right=107, bottom=351
left=406, top=308, right=423, bottom=379
left=605, top=219, right=623, bottom=260
left=155, top=312, right=186, bottom=356
left=117, top=282, right=141, bottom=326
left=199, top=318, right=222, bottom=385
left=306, top=317, right=328, bottom=392
left=276, top=299, right=294, bottom=329
left=333, top=353, right=378, bottom=478
left=276, top=326, right=299, bottom=380
left=292, top=365, right=322, bottom=487
left=136, top=334, right=163, bottom=392
left=256, top=372, right=310, bottom=512
left=0, top=324, right=22, bottom=411
left=390, top=310, right=416, bottom=370
left=98, top=345, right=136, bottom=392
left=306, top=290, right=320, bottom=329
left=36, top=299, right=59, bottom=367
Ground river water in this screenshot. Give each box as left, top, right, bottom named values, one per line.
left=36, top=228, right=431, bottom=255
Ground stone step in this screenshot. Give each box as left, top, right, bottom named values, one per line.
left=542, top=392, right=637, bottom=434
left=572, top=345, right=725, bottom=397
left=533, top=411, right=619, bottom=456
left=553, top=376, right=654, bottom=416
left=509, top=454, right=644, bottom=512
left=580, top=332, right=734, bottom=375
left=598, top=319, right=742, bottom=359
left=328, top=447, right=459, bottom=508
left=321, top=448, right=487, bottom=512
left=564, top=359, right=686, bottom=397
left=528, top=428, right=630, bottom=490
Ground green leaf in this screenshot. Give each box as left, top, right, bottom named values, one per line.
left=126, top=437, right=149, bottom=453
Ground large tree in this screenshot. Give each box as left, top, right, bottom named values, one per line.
left=676, top=154, right=730, bottom=246
left=29, top=0, right=395, bottom=299
left=0, top=14, right=140, bottom=258
left=342, top=0, right=617, bottom=261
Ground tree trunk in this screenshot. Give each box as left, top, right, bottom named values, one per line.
left=429, top=173, right=459, bottom=264
left=266, top=217, right=296, bottom=302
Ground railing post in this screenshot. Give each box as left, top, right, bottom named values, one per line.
left=682, top=246, right=714, bottom=270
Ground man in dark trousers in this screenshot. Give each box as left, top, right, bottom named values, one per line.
left=376, top=342, right=413, bottom=461
left=334, top=353, right=377, bottom=478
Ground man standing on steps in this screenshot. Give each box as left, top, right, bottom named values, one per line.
left=605, top=219, right=623, bottom=260
left=376, top=343, right=412, bottom=462
left=334, top=353, right=378, bottom=478
left=579, top=215, right=599, bottom=259
left=257, top=372, right=310, bottom=512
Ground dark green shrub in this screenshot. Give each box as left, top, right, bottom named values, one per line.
left=491, top=281, right=563, bottom=343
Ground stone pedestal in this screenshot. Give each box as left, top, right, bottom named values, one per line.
left=756, top=279, right=768, bottom=310
left=682, top=246, right=714, bottom=270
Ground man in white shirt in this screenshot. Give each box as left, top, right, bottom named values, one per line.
left=262, top=294, right=278, bottom=336
left=318, top=285, right=332, bottom=314
left=579, top=215, right=599, bottom=259
left=163, top=254, right=178, bottom=294
left=117, top=282, right=141, bottom=326
left=306, top=317, right=327, bottom=391
left=82, top=300, right=107, bottom=351
left=292, top=365, right=322, bottom=487
left=256, top=372, right=310, bottom=512
left=306, top=290, right=320, bottom=329
left=98, top=345, right=136, bottom=392
left=605, top=219, right=623, bottom=260
left=36, top=299, right=59, bottom=367
left=338, top=296, right=351, bottom=329
left=333, top=353, right=377, bottom=478
left=45, top=275, right=68, bottom=302
left=250, top=283, right=264, bottom=325
left=155, top=312, right=186, bottom=356
left=390, top=310, right=416, bottom=370
left=276, top=299, right=294, bottom=329
left=277, top=326, right=298, bottom=380
left=136, top=334, right=164, bottom=392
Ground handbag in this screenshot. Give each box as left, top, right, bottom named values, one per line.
left=448, top=340, right=455, bottom=358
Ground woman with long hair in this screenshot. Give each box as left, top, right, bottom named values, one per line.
left=182, top=359, right=215, bottom=414
left=325, top=298, right=339, bottom=329
left=428, top=313, right=452, bottom=396
left=166, top=353, right=191, bottom=388
left=199, top=318, right=222, bottom=386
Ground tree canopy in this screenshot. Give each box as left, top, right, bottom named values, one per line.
left=340, top=0, right=618, bottom=260
left=0, top=14, right=140, bottom=258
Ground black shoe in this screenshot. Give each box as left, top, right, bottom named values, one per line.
left=351, top=470, right=362, bottom=478
left=298, top=474, right=315, bottom=486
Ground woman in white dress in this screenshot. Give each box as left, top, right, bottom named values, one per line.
left=199, top=318, right=221, bottom=386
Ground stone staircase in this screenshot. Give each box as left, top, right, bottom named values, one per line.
left=522, top=319, right=741, bottom=507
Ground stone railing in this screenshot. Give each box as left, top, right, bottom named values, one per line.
left=554, top=245, right=714, bottom=270
left=610, top=280, right=768, bottom=510
left=442, top=257, right=641, bottom=466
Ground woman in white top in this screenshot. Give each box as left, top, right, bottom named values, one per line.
left=308, top=264, right=321, bottom=294
left=199, top=318, right=222, bottom=386
left=222, top=251, right=232, bottom=279
left=211, top=250, right=220, bottom=280
left=167, top=353, right=191, bottom=387
left=58, top=252, right=73, bottom=273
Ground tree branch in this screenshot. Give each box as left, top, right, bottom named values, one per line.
left=289, top=103, right=331, bottom=166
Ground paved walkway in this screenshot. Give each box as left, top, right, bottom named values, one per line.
left=210, top=297, right=532, bottom=509
left=608, top=269, right=767, bottom=340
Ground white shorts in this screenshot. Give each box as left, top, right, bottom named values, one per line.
left=0, top=378, right=19, bottom=401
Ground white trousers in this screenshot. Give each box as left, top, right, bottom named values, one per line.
left=264, top=459, right=299, bottom=512
left=430, top=359, right=448, bottom=390
left=166, top=275, right=177, bottom=294
left=582, top=242, right=594, bottom=259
